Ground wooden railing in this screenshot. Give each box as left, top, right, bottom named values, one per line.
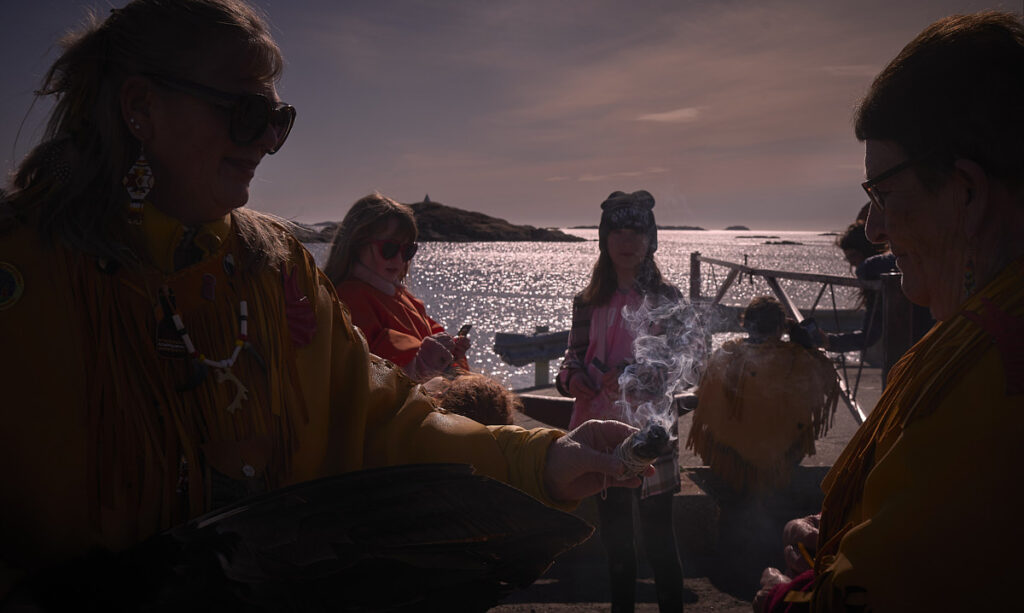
left=688, top=252, right=920, bottom=425
left=493, top=252, right=919, bottom=426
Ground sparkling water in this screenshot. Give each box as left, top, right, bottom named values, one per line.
left=307, top=229, right=859, bottom=389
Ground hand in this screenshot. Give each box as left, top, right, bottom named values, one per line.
left=567, top=371, right=598, bottom=402
left=411, top=335, right=454, bottom=380
left=752, top=567, right=790, bottom=613
left=542, top=419, right=654, bottom=502
left=452, top=334, right=471, bottom=361
left=428, top=332, right=456, bottom=352
left=782, top=514, right=820, bottom=576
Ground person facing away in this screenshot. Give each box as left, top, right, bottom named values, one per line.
left=322, top=192, right=470, bottom=382
left=0, top=1, right=652, bottom=605
left=687, top=296, right=839, bottom=500
left=819, top=220, right=890, bottom=355
left=755, top=11, right=1024, bottom=612
left=556, top=190, right=686, bottom=613
left=821, top=219, right=933, bottom=357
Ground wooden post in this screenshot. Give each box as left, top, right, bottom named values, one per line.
left=881, top=272, right=914, bottom=388
left=690, top=251, right=702, bottom=302
left=534, top=325, right=550, bottom=388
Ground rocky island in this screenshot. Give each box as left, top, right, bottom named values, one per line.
left=571, top=225, right=706, bottom=231
left=284, top=198, right=585, bottom=243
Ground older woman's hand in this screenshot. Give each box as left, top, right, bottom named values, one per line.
left=542, top=419, right=652, bottom=502
left=781, top=514, right=820, bottom=576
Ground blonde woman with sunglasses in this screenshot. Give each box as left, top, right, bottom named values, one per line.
left=324, top=192, right=470, bottom=382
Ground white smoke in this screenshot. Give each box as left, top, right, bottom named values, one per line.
left=614, top=295, right=709, bottom=436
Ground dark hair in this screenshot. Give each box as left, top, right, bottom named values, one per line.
left=323, top=193, right=418, bottom=286
left=4, top=0, right=286, bottom=265
left=580, top=252, right=670, bottom=306
left=741, top=296, right=786, bottom=339
left=837, top=221, right=885, bottom=261
left=855, top=11, right=1024, bottom=198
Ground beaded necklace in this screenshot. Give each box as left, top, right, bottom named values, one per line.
left=161, top=285, right=250, bottom=413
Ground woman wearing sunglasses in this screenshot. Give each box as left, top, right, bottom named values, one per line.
left=324, top=193, right=470, bottom=382
left=0, top=1, right=651, bottom=604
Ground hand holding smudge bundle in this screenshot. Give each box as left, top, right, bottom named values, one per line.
left=614, top=422, right=670, bottom=479
left=608, top=296, right=707, bottom=480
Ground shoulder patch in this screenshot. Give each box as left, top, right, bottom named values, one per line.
left=0, top=261, right=24, bottom=311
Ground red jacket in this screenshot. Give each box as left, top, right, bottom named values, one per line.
left=336, top=278, right=467, bottom=369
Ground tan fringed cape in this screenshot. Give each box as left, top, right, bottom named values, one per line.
left=0, top=212, right=562, bottom=596
left=783, top=259, right=1024, bottom=612
left=687, top=339, right=839, bottom=496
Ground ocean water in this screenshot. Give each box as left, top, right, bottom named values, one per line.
left=307, top=229, right=860, bottom=389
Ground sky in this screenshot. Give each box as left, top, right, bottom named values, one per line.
left=1, top=0, right=1019, bottom=231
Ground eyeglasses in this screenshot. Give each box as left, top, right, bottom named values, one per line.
left=861, top=151, right=933, bottom=213
left=144, top=73, right=296, bottom=154
left=367, top=239, right=418, bottom=261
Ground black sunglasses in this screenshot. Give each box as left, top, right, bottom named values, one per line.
left=144, top=73, right=296, bottom=154
left=861, top=150, right=934, bottom=213
left=367, top=239, right=418, bottom=262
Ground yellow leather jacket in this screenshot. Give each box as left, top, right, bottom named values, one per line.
left=0, top=209, right=562, bottom=596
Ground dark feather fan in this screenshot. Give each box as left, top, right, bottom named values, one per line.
left=27, top=464, right=593, bottom=612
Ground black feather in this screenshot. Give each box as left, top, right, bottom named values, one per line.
left=26, top=464, right=593, bottom=612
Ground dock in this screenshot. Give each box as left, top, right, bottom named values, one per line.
left=491, top=367, right=880, bottom=612
left=486, top=252, right=903, bottom=611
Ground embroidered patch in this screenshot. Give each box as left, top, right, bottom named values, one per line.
left=0, top=261, right=25, bottom=311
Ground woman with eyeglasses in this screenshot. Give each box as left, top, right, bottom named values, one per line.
left=323, top=193, right=470, bottom=382
left=0, top=1, right=651, bottom=606
left=755, top=11, right=1024, bottom=612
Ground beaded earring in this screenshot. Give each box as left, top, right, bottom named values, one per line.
left=123, top=119, right=153, bottom=225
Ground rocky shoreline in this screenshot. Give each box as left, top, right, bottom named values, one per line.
left=284, top=198, right=585, bottom=243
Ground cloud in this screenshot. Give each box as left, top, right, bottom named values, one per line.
left=577, top=167, right=669, bottom=182
left=819, top=64, right=880, bottom=78
left=635, top=107, right=702, bottom=123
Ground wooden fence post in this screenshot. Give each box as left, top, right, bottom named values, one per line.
left=881, top=272, right=914, bottom=388
left=534, top=325, right=550, bottom=388
left=690, top=251, right=702, bottom=302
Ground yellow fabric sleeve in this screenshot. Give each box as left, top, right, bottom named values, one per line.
left=810, top=348, right=1022, bottom=611
left=0, top=219, right=569, bottom=601
left=808, top=261, right=1024, bottom=612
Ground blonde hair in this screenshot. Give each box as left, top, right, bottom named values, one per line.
left=323, top=193, right=418, bottom=286
left=5, top=0, right=287, bottom=267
